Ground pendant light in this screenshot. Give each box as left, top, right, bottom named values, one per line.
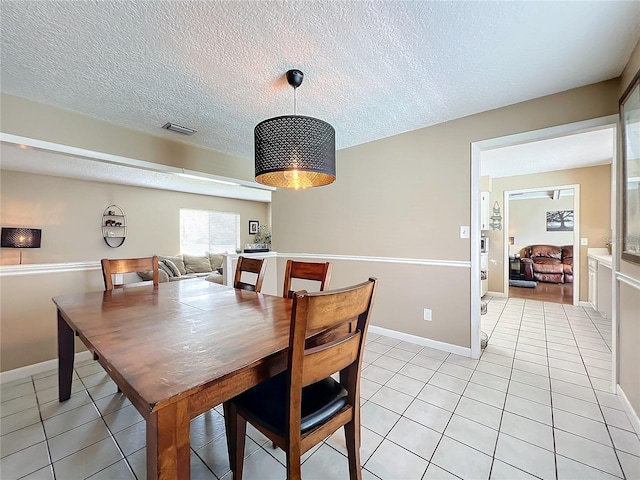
left=255, top=69, right=336, bottom=189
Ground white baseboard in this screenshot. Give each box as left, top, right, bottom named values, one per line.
left=617, top=384, right=640, bottom=436
left=0, top=351, right=93, bottom=385
left=369, top=325, right=471, bottom=357
left=578, top=301, right=592, bottom=308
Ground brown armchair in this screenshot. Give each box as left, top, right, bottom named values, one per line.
left=521, top=245, right=573, bottom=284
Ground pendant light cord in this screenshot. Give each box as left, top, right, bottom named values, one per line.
left=293, top=87, right=297, bottom=115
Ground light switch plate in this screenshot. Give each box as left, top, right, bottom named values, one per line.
left=581, top=238, right=588, bottom=246
left=460, top=226, right=470, bottom=239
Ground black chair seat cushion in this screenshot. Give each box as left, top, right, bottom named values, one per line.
left=232, top=372, right=348, bottom=437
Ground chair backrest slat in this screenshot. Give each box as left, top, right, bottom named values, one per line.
left=282, top=260, right=332, bottom=299
left=304, top=282, right=375, bottom=332
left=101, top=256, right=159, bottom=290
left=233, top=256, right=267, bottom=293
left=301, top=332, right=361, bottom=386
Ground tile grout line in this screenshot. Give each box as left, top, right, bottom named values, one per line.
left=546, top=301, right=561, bottom=480
left=363, top=335, right=507, bottom=478
left=4, top=303, right=633, bottom=480
left=41, top=368, right=134, bottom=480
left=561, top=304, right=627, bottom=479
left=388, top=346, right=451, bottom=479
left=583, top=307, right=612, bottom=352
left=33, top=366, right=139, bottom=480
left=529, top=304, right=632, bottom=479
left=355, top=338, right=448, bottom=478
left=486, top=298, right=522, bottom=480
left=32, top=375, right=56, bottom=480
left=82, top=373, right=140, bottom=480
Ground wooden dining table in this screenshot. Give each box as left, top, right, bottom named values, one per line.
left=53, top=279, right=293, bottom=480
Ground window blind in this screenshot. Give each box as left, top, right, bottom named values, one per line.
left=180, top=209, right=240, bottom=255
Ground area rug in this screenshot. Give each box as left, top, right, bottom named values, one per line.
left=509, top=279, right=537, bottom=288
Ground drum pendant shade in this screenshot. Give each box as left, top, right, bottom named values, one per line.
left=255, top=70, right=336, bottom=189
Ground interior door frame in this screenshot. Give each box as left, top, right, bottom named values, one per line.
left=502, top=184, right=580, bottom=306
left=470, top=114, right=618, bottom=361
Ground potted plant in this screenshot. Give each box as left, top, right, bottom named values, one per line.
left=254, top=225, right=271, bottom=249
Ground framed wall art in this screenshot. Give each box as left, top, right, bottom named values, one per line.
left=546, top=210, right=574, bottom=232
left=249, top=220, right=259, bottom=235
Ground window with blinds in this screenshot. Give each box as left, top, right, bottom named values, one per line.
left=180, top=208, right=240, bottom=255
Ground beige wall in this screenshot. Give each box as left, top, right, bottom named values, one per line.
left=0, top=77, right=626, bottom=369
left=0, top=170, right=269, bottom=371
left=485, top=165, right=611, bottom=297
left=509, top=195, right=575, bottom=252
left=617, top=282, right=640, bottom=416
left=617, top=38, right=640, bottom=417
left=275, top=256, right=470, bottom=347
left=1, top=93, right=254, bottom=182
left=0, top=170, right=269, bottom=265
left=1, top=269, right=104, bottom=371
left=273, top=81, right=619, bottom=349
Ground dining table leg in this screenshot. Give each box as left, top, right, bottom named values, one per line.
left=57, top=310, right=74, bottom=402
left=146, top=398, right=191, bottom=480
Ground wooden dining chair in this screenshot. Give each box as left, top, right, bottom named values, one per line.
left=233, top=256, right=267, bottom=293
left=282, top=259, right=332, bottom=298
left=101, top=256, right=159, bottom=290
left=273, top=259, right=334, bottom=448
left=223, top=277, right=378, bottom=480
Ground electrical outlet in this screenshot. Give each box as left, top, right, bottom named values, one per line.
left=423, top=308, right=432, bottom=321
left=460, top=226, right=470, bottom=239
left=581, top=238, right=588, bottom=246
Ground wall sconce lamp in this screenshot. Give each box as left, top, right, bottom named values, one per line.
left=255, top=69, right=336, bottom=190
left=1, top=227, right=42, bottom=264
left=509, top=236, right=515, bottom=245
left=489, top=201, right=502, bottom=230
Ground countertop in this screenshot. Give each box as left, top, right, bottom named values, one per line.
left=588, top=248, right=612, bottom=268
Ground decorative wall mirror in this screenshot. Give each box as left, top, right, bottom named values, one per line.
left=620, top=70, right=640, bottom=264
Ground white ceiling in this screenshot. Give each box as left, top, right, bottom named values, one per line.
left=0, top=142, right=273, bottom=202
left=481, top=127, right=615, bottom=178
left=1, top=0, right=639, bottom=165
left=509, top=189, right=574, bottom=201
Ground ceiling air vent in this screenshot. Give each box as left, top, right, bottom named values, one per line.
left=162, top=122, right=197, bottom=136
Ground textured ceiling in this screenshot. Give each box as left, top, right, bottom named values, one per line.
left=2, top=0, right=640, bottom=163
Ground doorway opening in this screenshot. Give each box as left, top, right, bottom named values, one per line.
left=504, top=184, right=579, bottom=305
left=469, top=115, right=617, bottom=360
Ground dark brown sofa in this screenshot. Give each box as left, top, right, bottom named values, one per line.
left=521, top=245, right=573, bottom=284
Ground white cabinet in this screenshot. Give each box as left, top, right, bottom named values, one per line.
left=588, top=258, right=598, bottom=310
left=481, top=192, right=490, bottom=231
left=597, top=263, right=612, bottom=320
left=587, top=252, right=612, bottom=318
left=481, top=253, right=488, bottom=296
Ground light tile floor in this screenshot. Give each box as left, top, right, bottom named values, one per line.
left=1, top=296, right=639, bottom=479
